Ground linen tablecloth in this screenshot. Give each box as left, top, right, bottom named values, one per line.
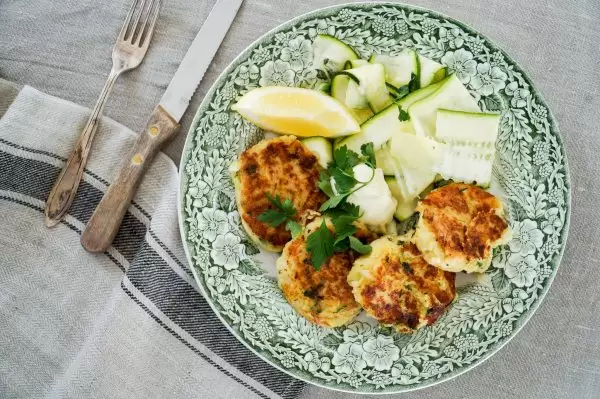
left=0, top=80, right=306, bottom=399
left=1, top=1, right=599, bottom=398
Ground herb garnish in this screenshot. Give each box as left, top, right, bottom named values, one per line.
left=306, top=219, right=335, bottom=270
left=333, top=215, right=358, bottom=246
left=389, top=73, right=419, bottom=101
left=408, top=72, right=419, bottom=92
left=398, top=106, right=410, bottom=122
left=349, top=236, right=372, bottom=254
left=306, top=144, right=376, bottom=269
left=258, top=145, right=377, bottom=269
left=319, top=144, right=376, bottom=212
left=258, top=193, right=302, bottom=238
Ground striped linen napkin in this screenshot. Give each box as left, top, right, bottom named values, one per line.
left=0, top=79, right=305, bottom=399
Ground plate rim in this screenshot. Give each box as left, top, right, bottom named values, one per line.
left=177, top=1, right=572, bottom=394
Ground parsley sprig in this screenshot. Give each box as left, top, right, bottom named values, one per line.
left=306, top=144, right=376, bottom=269
left=398, top=106, right=410, bottom=122
left=258, top=193, right=302, bottom=238
left=388, top=72, right=419, bottom=101
left=305, top=216, right=372, bottom=271
left=306, top=220, right=334, bottom=269
left=318, top=143, right=376, bottom=212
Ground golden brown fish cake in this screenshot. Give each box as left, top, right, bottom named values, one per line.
left=414, top=183, right=511, bottom=273
left=231, top=136, right=327, bottom=252
left=348, top=235, right=456, bottom=333
left=276, top=217, right=363, bottom=327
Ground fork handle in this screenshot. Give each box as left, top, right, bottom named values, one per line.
left=44, top=69, right=121, bottom=227
left=80, top=105, right=180, bottom=253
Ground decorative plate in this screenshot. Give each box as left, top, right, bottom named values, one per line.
left=178, top=3, right=570, bottom=393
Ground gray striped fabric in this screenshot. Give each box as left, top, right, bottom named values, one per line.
left=0, top=81, right=304, bottom=399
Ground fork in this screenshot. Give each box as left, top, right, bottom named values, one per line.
left=44, top=0, right=162, bottom=227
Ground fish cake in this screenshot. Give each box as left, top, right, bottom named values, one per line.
left=348, top=235, right=456, bottom=333
left=414, top=183, right=511, bottom=273
left=231, top=136, right=327, bottom=252
left=276, top=217, right=363, bottom=327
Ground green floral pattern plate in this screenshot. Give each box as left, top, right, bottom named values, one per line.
left=178, top=3, right=570, bottom=393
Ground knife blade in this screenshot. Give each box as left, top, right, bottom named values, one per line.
left=80, top=0, right=243, bottom=253
left=160, top=0, right=244, bottom=122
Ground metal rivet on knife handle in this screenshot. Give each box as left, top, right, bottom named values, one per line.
left=80, top=106, right=179, bottom=253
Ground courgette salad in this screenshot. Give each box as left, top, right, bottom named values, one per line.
left=311, top=34, right=500, bottom=223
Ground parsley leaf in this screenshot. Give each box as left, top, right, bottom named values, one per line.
left=327, top=145, right=369, bottom=196
left=341, top=202, right=361, bottom=217
left=328, top=166, right=356, bottom=193
left=390, top=83, right=409, bottom=100
left=306, top=220, right=335, bottom=270
left=408, top=72, right=419, bottom=92
left=398, top=106, right=410, bottom=122
left=320, top=194, right=348, bottom=212
left=349, top=236, right=372, bottom=254
left=325, top=145, right=378, bottom=197
left=266, top=193, right=296, bottom=218
left=333, top=215, right=358, bottom=245
left=257, top=209, right=288, bottom=226
left=317, top=171, right=334, bottom=197
left=333, top=145, right=361, bottom=173
left=322, top=205, right=349, bottom=220
left=333, top=239, right=350, bottom=253
left=360, top=142, right=377, bottom=169
left=391, top=73, right=418, bottom=100
left=286, top=220, right=303, bottom=239
left=258, top=193, right=300, bottom=236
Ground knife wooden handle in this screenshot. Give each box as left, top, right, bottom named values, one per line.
left=80, top=105, right=179, bottom=253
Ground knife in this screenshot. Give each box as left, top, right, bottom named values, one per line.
left=80, top=0, right=244, bottom=252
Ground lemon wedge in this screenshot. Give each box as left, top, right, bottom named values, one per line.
left=232, top=87, right=360, bottom=138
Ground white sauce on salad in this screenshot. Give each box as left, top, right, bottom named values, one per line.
left=347, top=163, right=397, bottom=226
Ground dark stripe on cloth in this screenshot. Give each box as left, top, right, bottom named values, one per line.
left=127, top=241, right=305, bottom=399
left=0, top=138, right=152, bottom=220
left=0, top=147, right=306, bottom=398
left=149, top=229, right=193, bottom=277
left=121, top=282, right=272, bottom=399
left=0, top=150, right=147, bottom=262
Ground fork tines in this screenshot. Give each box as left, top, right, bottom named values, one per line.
left=119, top=0, right=161, bottom=47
